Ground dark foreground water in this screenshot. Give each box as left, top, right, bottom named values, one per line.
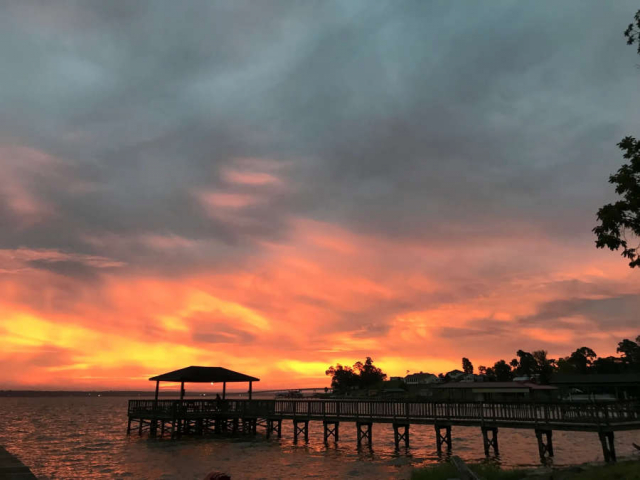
left=1, top=398, right=639, bottom=479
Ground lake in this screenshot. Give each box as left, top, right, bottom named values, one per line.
left=1, top=397, right=639, bottom=479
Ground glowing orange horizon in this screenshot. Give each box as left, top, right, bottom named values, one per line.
left=1, top=213, right=637, bottom=391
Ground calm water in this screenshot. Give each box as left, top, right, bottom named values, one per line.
left=1, top=397, right=639, bottom=479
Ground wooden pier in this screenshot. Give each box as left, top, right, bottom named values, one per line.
left=128, top=398, right=640, bottom=463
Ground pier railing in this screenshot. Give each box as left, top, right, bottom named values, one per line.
left=128, top=399, right=640, bottom=429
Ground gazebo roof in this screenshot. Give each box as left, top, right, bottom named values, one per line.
left=149, top=366, right=260, bottom=383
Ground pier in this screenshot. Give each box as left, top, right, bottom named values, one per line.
left=128, top=397, right=640, bottom=463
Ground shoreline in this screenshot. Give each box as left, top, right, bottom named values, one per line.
left=412, top=457, right=640, bottom=479
left=0, top=446, right=37, bottom=480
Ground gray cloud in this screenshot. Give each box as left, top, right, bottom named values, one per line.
left=520, top=294, right=640, bottom=330
left=1, top=0, right=639, bottom=274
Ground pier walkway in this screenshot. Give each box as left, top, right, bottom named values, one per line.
left=128, top=398, right=640, bottom=462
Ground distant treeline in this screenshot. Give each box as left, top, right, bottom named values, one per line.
left=326, top=335, right=640, bottom=392
left=461, top=334, right=640, bottom=384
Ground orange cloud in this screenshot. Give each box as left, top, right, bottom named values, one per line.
left=0, top=214, right=638, bottom=390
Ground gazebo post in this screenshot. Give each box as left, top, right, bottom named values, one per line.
left=154, top=381, right=160, bottom=401
left=249, top=381, right=253, bottom=400
left=180, top=381, right=185, bottom=401
left=223, top=382, right=226, bottom=400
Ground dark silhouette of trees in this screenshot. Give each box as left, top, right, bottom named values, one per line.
left=558, top=347, right=597, bottom=374
left=533, top=350, right=556, bottom=384
left=593, top=137, right=640, bottom=267
left=462, top=357, right=474, bottom=374
left=592, top=356, right=625, bottom=375
left=624, top=9, right=640, bottom=54
left=354, top=357, right=387, bottom=387
left=325, top=357, right=386, bottom=392
left=326, top=336, right=640, bottom=390
left=594, top=12, right=640, bottom=268
left=492, top=360, right=513, bottom=382
left=617, top=336, right=640, bottom=372
left=325, top=364, right=359, bottom=392
left=511, top=350, right=537, bottom=377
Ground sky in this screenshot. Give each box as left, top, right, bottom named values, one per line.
left=1, top=1, right=639, bottom=391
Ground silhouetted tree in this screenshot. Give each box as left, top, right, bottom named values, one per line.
left=493, top=360, right=512, bottom=382
left=325, top=357, right=386, bottom=392
left=624, top=9, right=640, bottom=54
left=617, top=336, right=640, bottom=371
left=594, top=137, right=640, bottom=267
left=325, top=364, right=359, bottom=392
left=557, top=347, right=597, bottom=375
left=532, top=350, right=556, bottom=384
left=594, top=14, right=640, bottom=267
left=512, top=350, right=537, bottom=377
left=354, top=357, right=387, bottom=387
left=484, top=367, right=496, bottom=381
left=592, top=356, right=625, bottom=374
left=478, top=365, right=487, bottom=375
left=462, top=357, right=474, bottom=374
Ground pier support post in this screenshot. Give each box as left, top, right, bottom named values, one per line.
left=266, top=419, right=281, bottom=439
left=598, top=431, right=616, bottom=463
left=293, top=420, right=309, bottom=443
left=323, top=421, right=339, bottom=444
left=241, top=418, right=257, bottom=435
left=393, top=423, right=410, bottom=449
left=356, top=422, right=373, bottom=449
left=127, top=418, right=131, bottom=435
left=160, top=420, right=165, bottom=437
left=138, top=418, right=143, bottom=436
left=435, top=425, right=452, bottom=455
left=481, top=427, right=499, bottom=456
left=535, top=429, right=554, bottom=461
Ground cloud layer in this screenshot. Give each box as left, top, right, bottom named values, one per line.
left=1, top=0, right=639, bottom=389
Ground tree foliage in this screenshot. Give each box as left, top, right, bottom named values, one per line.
left=594, top=12, right=640, bottom=267
left=492, top=359, right=513, bottom=382
left=624, top=9, right=640, bottom=55
left=325, top=357, right=386, bottom=392
left=461, top=357, right=474, bottom=374
left=594, top=137, right=640, bottom=267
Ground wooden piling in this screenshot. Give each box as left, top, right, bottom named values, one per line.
left=481, top=426, right=499, bottom=456
left=393, top=423, right=410, bottom=449
left=356, top=422, right=372, bottom=449
left=293, top=420, right=309, bottom=443
left=535, top=429, right=554, bottom=461
left=435, top=424, right=452, bottom=455
left=598, top=431, right=616, bottom=463
left=323, top=421, right=339, bottom=444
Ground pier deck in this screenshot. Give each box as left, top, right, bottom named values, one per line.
left=128, top=398, right=640, bottom=462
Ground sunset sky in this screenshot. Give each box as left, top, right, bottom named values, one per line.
left=1, top=1, right=640, bottom=391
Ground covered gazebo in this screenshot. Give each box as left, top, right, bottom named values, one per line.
left=149, top=366, right=260, bottom=400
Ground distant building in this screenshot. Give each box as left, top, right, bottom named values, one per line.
left=429, top=381, right=557, bottom=401
left=405, top=372, right=438, bottom=385
left=445, top=369, right=468, bottom=381
left=550, top=373, right=640, bottom=401
left=389, top=376, right=404, bottom=382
